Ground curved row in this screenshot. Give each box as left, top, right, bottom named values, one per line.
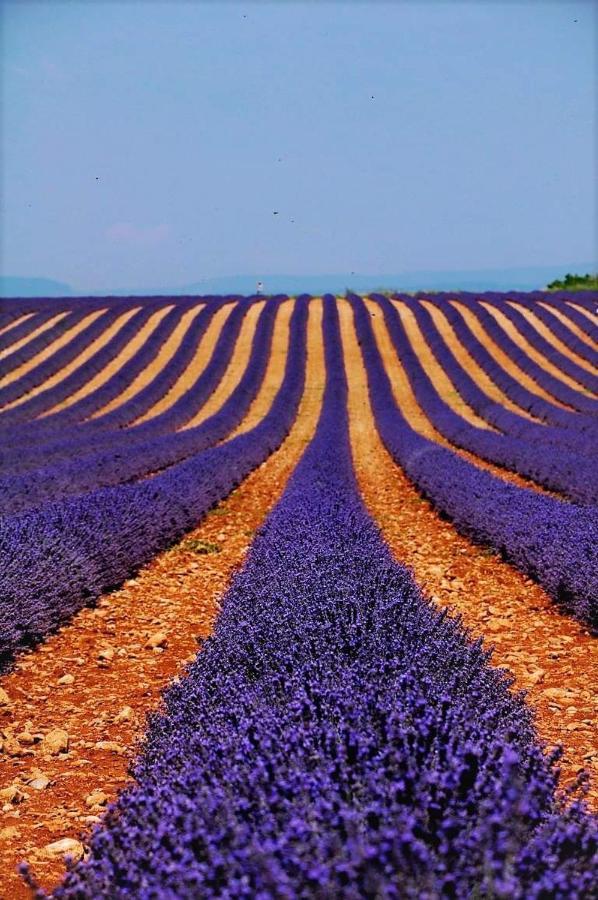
left=351, top=295, right=598, bottom=630
left=451, top=296, right=597, bottom=415
left=423, top=298, right=597, bottom=434
left=482, top=296, right=598, bottom=392
left=377, top=297, right=597, bottom=502
left=0, top=298, right=284, bottom=515
left=0, top=297, right=308, bottom=668
left=0, top=300, right=238, bottom=472
left=401, top=298, right=597, bottom=454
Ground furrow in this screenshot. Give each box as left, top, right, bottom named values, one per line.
left=480, top=301, right=595, bottom=396
left=91, top=304, right=204, bottom=418
left=180, top=300, right=264, bottom=430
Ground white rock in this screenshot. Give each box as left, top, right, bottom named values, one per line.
left=0, top=688, right=11, bottom=707
left=40, top=728, right=69, bottom=755
left=29, top=776, right=51, bottom=790
left=44, top=838, right=85, bottom=861
left=145, top=631, right=168, bottom=650
left=85, top=790, right=108, bottom=808
left=115, top=706, right=133, bottom=722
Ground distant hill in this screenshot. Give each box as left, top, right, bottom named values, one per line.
left=174, top=264, right=598, bottom=296
left=2, top=263, right=596, bottom=298
left=0, top=277, right=73, bottom=297
left=89, top=262, right=598, bottom=296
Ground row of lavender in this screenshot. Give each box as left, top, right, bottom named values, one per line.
left=374, top=296, right=597, bottom=504
left=0, top=297, right=228, bottom=448
left=0, top=299, right=281, bottom=513
left=422, top=297, right=595, bottom=433
left=0, top=297, right=308, bottom=667
left=424, top=293, right=597, bottom=415
left=44, top=298, right=597, bottom=898
left=350, top=296, right=598, bottom=630
left=1, top=291, right=593, bottom=481
left=2, top=290, right=593, bottom=457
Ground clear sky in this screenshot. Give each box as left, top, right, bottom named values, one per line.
left=1, top=0, right=595, bottom=292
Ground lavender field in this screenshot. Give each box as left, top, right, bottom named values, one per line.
left=0, top=291, right=596, bottom=898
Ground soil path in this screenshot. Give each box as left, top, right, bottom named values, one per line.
left=2, top=309, right=141, bottom=415
left=0, top=300, right=324, bottom=898
left=480, top=302, right=591, bottom=395
left=134, top=303, right=233, bottom=423
left=1, top=310, right=107, bottom=391
left=391, top=300, right=497, bottom=430
left=452, top=302, right=571, bottom=409
left=230, top=300, right=292, bottom=437
left=181, top=301, right=264, bottom=429
left=0, top=315, right=35, bottom=340
left=339, top=299, right=597, bottom=808
left=538, top=303, right=598, bottom=351
left=566, top=301, right=598, bottom=325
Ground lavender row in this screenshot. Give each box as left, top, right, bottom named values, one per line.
left=424, top=294, right=598, bottom=417
left=468, top=292, right=597, bottom=351
left=0, top=298, right=242, bottom=474
left=422, top=297, right=597, bottom=436
left=0, top=297, right=281, bottom=515
left=0, top=293, right=228, bottom=318
left=0, top=310, right=61, bottom=355
left=538, top=290, right=598, bottom=314
left=0, top=304, right=218, bottom=472
left=0, top=305, right=165, bottom=427
left=457, top=295, right=598, bottom=414
left=1, top=308, right=92, bottom=375
left=0, top=306, right=132, bottom=411
left=542, top=294, right=598, bottom=339
left=351, top=296, right=598, bottom=630
left=480, top=295, right=598, bottom=395
left=0, top=303, right=198, bottom=448
left=0, top=297, right=308, bottom=669
left=510, top=295, right=597, bottom=365
left=398, top=296, right=597, bottom=457
left=374, top=297, right=597, bottom=504
left=0, top=295, right=147, bottom=319
left=50, top=297, right=597, bottom=899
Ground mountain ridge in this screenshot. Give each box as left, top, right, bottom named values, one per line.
left=2, top=263, right=596, bottom=298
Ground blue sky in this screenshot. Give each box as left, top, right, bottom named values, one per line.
left=1, top=0, right=595, bottom=292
